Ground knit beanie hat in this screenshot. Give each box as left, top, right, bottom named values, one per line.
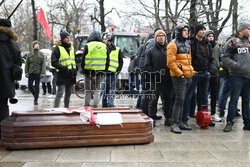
left=237, top=22, right=250, bottom=32
left=60, top=31, right=70, bottom=40
left=32, top=40, right=39, bottom=47
left=154, top=27, right=161, bottom=34
left=0, top=19, right=11, bottom=28
left=194, top=23, right=206, bottom=35
left=205, top=30, right=215, bottom=38
left=154, top=30, right=166, bottom=39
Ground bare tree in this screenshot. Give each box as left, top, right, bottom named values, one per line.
left=200, top=0, right=234, bottom=40
left=47, top=0, right=88, bottom=48
left=90, top=0, right=120, bottom=32
left=123, top=0, right=189, bottom=41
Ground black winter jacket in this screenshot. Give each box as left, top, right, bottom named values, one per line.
left=0, top=26, right=22, bottom=98
left=51, top=39, right=77, bottom=85
left=190, top=37, right=213, bottom=73
left=139, top=36, right=155, bottom=71
left=144, top=41, right=170, bottom=81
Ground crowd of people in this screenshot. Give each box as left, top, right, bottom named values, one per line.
left=0, top=17, right=249, bottom=137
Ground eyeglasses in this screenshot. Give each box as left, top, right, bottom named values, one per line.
left=157, top=34, right=165, bottom=38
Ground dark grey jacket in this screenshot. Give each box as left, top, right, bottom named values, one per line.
left=221, top=33, right=250, bottom=78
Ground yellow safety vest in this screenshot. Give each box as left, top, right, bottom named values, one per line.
left=108, top=47, right=120, bottom=72
left=57, top=45, right=76, bottom=72
left=85, top=41, right=107, bottom=70
left=50, top=61, right=55, bottom=69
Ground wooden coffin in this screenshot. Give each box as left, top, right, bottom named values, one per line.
left=1, top=108, right=154, bottom=149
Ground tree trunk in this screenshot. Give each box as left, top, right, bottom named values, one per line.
left=99, top=0, right=106, bottom=32
left=189, top=0, right=197, bottom=36
left=165, top=0, right=171, bottom=42
left=232, top=0, right=238, bottom=33
left=153, top=0, right=159, bottom=28
left=31, top=0, right=37, bottom=40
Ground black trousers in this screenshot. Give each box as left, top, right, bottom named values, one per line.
left=0, top=98, right=9, bottom=137
left=51, top=70, right=57, bottom=94
left=28, top=74, right=41, bottom=100
left=148, top=75, right=173, bottom=119
left=140, top=72, right=151, bottom=115
left=209, top=76, right=220, bottom=115
left=42, top=82, right=52, bottom=94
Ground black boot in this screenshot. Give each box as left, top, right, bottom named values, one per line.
left=243, top=123, right=250, bottom=130
left=151, top=115, right=162, bottom=120
left=209, top=120, right=215, bottom=127
left=164, top=118, right=171, bottom=126
left=34, top=98, right=38, bottom=105
left=171, top=124, right=182, bottom=134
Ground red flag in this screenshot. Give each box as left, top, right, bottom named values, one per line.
left=37, top=8, right=52, bottom=40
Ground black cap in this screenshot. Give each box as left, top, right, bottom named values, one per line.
left=0, top=19, right=11, bottom=28
left=60, top=31, right=70, bottom=40
left=154, top=27, right=161, bottom=34
left=105, top=33, right=114, bottom=42
left=194, top=23, right=206, bottom=35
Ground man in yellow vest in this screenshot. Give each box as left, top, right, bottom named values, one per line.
left=102, top=33, right=123, bottom=107
left=51, top=30, right=77, bottom=108
left=81, top=31, right=108, bottom=108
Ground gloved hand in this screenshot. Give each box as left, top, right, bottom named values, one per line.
left=40, top=74, right=45, bottom=78
left=25, top=73, right=29, bottom=78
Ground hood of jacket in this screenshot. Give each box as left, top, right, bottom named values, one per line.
left=205, top=30, right=216, bottom=47
left=87, top=31, right=102, bottom=42
left=0, top=26, right=18, bottom=42
left=175, top=23, right=189, bottom=41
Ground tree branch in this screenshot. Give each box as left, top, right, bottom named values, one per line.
left=0, top=0, right=5, bottom=7
left=177, top=0, right=189, bottom=17
left=90, top=15, right=102, bottom=25
left=218, top=0, right=233, bottom=35
left=104, top=8, right=121, bottom=18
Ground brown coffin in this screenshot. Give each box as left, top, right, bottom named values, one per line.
left=1, top=108, right=154, bottom=149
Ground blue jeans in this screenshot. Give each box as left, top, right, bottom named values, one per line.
left=182, top=72, right=210, bottom=121
left=102, top=73, right=118, bottom=107
left=189, top=86, right=197, bottom=116
left=136, top=92, right=141, bottom=109
left=129, top=73, right=139, bottom=94
left=227, top=76, right=250, bottom=125
left=218, top=79, right=231, bottom=115
left=218, top=78, right=225, bottom=100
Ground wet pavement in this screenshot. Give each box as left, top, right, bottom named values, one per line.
left=1, top=89, right=249, bottom=167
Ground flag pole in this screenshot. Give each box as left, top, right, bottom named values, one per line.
left=8, top=0, right=24, bottom=19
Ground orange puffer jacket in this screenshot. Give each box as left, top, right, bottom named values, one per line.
left=167, top=39, right=194, bottom=78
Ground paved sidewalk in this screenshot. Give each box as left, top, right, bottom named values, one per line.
left=0, top=92, right=249, bottom=167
